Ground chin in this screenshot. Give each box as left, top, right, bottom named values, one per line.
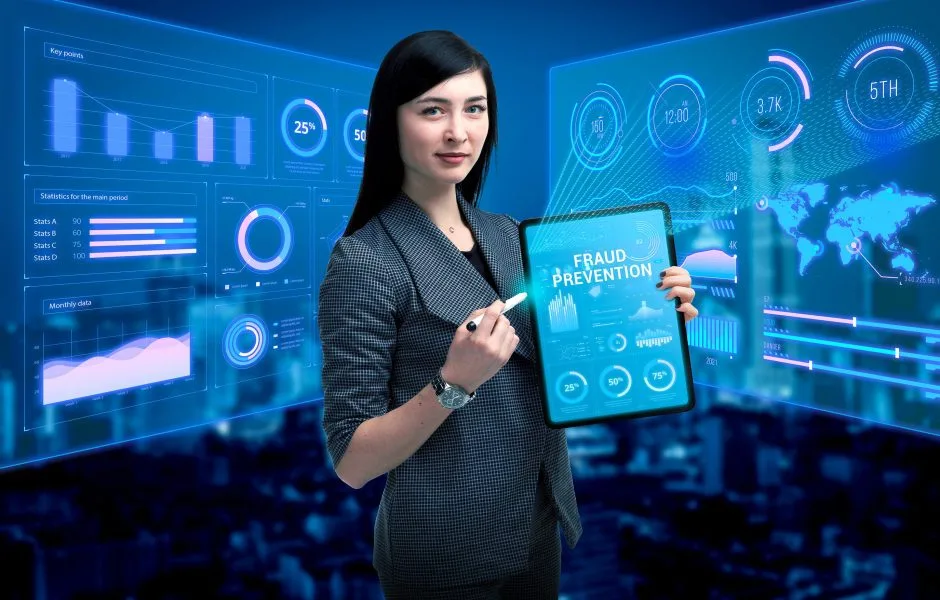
left=434, top=169, right=472, bottom=185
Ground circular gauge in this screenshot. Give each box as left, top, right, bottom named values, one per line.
left=643, top=359, right=677, bottom=392
left=280, top=98, right=328, bottom=157
left=624, top=220, right=662, bottom=262
left=343, top=108, right=368, bottom=162
left=835, top=30, right=938, bottom=144
left=223, top=315, right=269, bottom=369
left=734, top=50, right=812, bottom=153
left=555, top=370, right=589, bottom=404
left=608, top=332, right=627, bottom=353
left=236, top=205, right=293, bottom=273
left=569, top=84, right=627, bottom=171
left=599, top=365, right=632, bottom=399
left=647, top=75, right=707, bottom=157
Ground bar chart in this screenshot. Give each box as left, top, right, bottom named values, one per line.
left=50, top=78, right=256, bottom=167
left=25, top=176, right=207, bottom=279
left=687, top=316, right=739, bottom=355
left=548, top=289, right=580, bottom=333
left=26, top=29, right=268, bottom=177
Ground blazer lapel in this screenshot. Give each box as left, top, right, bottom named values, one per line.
left=378, top=191, right=536, bottom=362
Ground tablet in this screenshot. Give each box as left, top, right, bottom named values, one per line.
left=519, top=201, right=695, bottom=428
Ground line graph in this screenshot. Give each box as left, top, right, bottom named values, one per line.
left=24, top=277, right=207, bottom=431
left=25, top=28, right=268, bottom=177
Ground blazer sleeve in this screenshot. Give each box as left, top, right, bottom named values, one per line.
left=318, top=235, right=398, bottom=470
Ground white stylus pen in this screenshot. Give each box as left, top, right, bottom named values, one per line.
left=466, top=292, right=528, bottom=331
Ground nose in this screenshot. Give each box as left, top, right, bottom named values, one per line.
left=445, top=113, right=469, bottom=143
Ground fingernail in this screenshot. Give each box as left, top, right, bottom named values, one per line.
left=655, top=281, right=663, bottom=288
left=659, top=270, right=666, bottom=277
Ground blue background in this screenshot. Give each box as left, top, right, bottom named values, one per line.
left=2, top=0, right=939, bottom=598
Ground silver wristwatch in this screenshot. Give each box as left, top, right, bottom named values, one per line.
left=431, top=369, right=475, bottom=410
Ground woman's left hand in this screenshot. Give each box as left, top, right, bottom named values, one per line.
left=657, top=266, right=699, bottom=322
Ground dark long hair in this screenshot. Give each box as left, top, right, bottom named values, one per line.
left=342, top=30, right=498, bottom=236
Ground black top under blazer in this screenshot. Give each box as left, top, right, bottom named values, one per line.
left=318, top=190, right=583, bottom=588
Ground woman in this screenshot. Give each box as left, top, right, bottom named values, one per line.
left=318, top=30, right=699, bottom=599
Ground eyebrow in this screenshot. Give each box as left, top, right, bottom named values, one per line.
left=415, top=95, right=487, bottom=105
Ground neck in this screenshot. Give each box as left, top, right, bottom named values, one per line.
left=402, top=177, right=462, bottom=228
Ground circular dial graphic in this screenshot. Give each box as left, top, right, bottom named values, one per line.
left=607, top=332, right=627, bottom=353
left=599, top=365, right=632, bottom=399
left=734, top=50, right=812, bottom=153
left=647, top=75, right=707, bottom=157
left=236, top=205, right=293, bottom=273
left=281, top=98, right=329, bottom=157
left=223, top=315, right=269, bottom=369
left=343, top=108, right=368, bottom=162
left=555, top=370, right=589, bottom=404
left=569, top=84, right=627, bottom=171
left=643, top=359, right=676, bottom=392
left=624, top=220, right=663, bottom=262
left=835, top=30, right=938, bottom=143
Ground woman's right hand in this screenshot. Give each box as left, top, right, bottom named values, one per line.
left=440, top=299, right=519, bottom=393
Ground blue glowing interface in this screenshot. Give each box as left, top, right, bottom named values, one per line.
left=1, top=1, right=374, bottom=470
left=549, top=0, right=940, bottom=436
left=521, top=205, right=694, bottom=427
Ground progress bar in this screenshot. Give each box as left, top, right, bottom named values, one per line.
left=764, top=308, right=940, bottom=337
left=763, top=355, right=940, bottom=394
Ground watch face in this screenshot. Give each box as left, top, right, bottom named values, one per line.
left=441, top=387, right=468, bottom=409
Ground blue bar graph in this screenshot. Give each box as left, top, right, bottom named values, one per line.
left=235, top=116, right=251, bottom=165
left=154, top=131, right=173, bottom=160
left=197, top=115, right=214, bottom=162
left=688, top=316, right=738, bottom=354
left=52, top=78, right=78, bottom=153
left=107, top=113, right=128, bottom=157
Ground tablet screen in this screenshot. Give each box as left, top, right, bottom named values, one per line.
left=520, top=203, right=695, bottom=427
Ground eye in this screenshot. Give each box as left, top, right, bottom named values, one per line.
left=421, top=106, right=442, bottom=116
left=467, top=105, right=487, bottom=114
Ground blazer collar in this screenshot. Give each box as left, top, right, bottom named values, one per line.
left=377, top=189, right=535, bottom=361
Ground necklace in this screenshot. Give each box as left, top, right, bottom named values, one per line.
left=448, top=226, right=455, bottom=233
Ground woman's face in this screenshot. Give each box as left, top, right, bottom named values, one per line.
left=397, top=69, right=490, bottom=192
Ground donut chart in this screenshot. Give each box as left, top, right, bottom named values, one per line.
left=343, top=108, right=368, bottom=162
left=280, top=97, right=329, bottom=158
left=236, top=205, right=293, bottom=273
left=222, top=315, right=269, bottom=369
left=555, top=370, right=589, bottom=404
left=643, top=359, right=677, bottom=392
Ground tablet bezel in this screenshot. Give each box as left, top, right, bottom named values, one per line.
left=518, top=201, right=696, bottom=429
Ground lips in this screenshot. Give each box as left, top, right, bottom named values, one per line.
left=436, top=152, right=469, bottom=165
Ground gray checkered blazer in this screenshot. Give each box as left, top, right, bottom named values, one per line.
left=318, top=190, right=583, bottom=589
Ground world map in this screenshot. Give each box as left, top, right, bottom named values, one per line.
left=763, top=182, right=935, bottom=275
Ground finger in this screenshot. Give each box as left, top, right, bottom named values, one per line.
left=501, top=327, right=517, bottom=359
left=492, top=314, right=511, bottom=340
left=475, top=301, right=505, bottom=335
left=677, top=302, right=699, bottom=321
left=657, top=274, right=692, bottom=289
left=665, top=286, right=695, bottom=303
left=658, top=266, right=687, bottom=278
